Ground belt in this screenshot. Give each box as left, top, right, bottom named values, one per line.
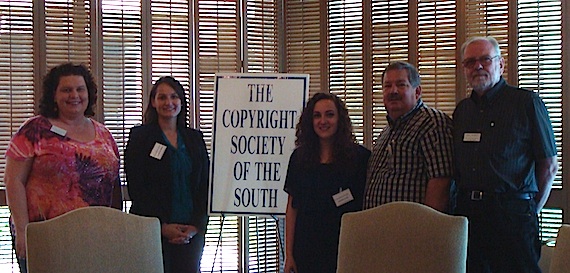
left=463, top=190, right=534, bottom=201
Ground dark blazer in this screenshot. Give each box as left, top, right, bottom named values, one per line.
left=125, top=123, right=210, bottom=233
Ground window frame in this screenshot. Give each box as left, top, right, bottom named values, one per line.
left=0, top=0, right=568, bottom=272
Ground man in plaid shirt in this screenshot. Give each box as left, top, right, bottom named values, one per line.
left=364, top=61, right=454, bottom=212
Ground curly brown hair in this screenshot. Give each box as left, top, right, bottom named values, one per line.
left=295, top=92, right=357, bottom=167
left=39, top=63, right=97, bottom=118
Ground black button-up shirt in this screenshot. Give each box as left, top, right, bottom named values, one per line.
left=452, top=78, right=556, bottom=193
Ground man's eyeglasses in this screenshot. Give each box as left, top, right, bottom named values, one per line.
left=462, top=55, right=500, bottom=68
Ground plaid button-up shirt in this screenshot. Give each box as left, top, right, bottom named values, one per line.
left=364, top=100, right=453, bottom=209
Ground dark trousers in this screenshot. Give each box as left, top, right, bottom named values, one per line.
left=454, top=195, right=542, bottom=273
left=162, top=233, right=205, bottom=273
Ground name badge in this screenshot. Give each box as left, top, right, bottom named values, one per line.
left=463, top=132, right=481, bottom=142
left=150, top=143, right=167, bottom=160
left=50, top=125, right=67, bottom=137
left=332, top=188, right=354, bottom=207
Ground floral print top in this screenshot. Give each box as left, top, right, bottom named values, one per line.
left=6, top=115, right=120, bottom=222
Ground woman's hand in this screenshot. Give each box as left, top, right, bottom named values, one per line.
left=5, top=157, right=33, bottom=259
left=161, top=223, right=198, bottom=244
left=284, top=256, right=297, bottom=273
left=14, top=230, right=26, bottom=258
left=284, top=195, right=298, bottom=273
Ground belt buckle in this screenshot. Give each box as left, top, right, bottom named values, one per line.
left=470, top=191, right=483, bottom=201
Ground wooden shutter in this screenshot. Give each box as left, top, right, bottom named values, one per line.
left=328, top=0, right=365, bottom=142
left=417, top=0, right=457, bottom=116
left=0, top=1, right=34, bottom=269
left=462, top=0, right=510, bottom=83
left=45, top=0, right=91, bottom=67
left=517, top=0, right=564, bottom=241
left=0, top=0, right=34, bottom=185
left=370, top=0, right=409, bottom=143
left=101, top=0, right=143, bottom=185
left=244, top=0, right=281, bottom=272
left=285, top=0, right=322, bottom=96
left=197, top=1, right=240, bottom=271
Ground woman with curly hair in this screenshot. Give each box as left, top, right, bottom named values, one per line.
left=283, top=92, right=370, bottom=273
left=5, top=63, right=122, bottom=273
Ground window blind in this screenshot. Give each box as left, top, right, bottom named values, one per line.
left=197, top=1, right=240, bottom=272
left=245, top=0, right=281, bottom=272
left=464, top=0, right=510, bottom=82
left=540, top=208, right=563, bottom=244
left=196, top=0, right=240, bottom=145
left=370, top=0, right=409, bottom=143
left=246, top=0, right=278, bottom=73
left=101, top=0, right=143, bottom=184
left=417, top=0, right=457, bottom=116
left=45, top=0, right=91, bottom=67
left=151, top=0, right=192, bottom=89
left=0, top=206, right=16, bottom=272
left=247, top=216, right=280, bottom=272
left=285, top=0, right=322, bottom=96
left=517, top=0, right=562, bottom=188
left=328, top=0, right=365, bottom=143
left=0, top=0, right=33, bottom=187
left=517, top=0, right=563, bottom=243
left=0, top=0, right=568, bottom=271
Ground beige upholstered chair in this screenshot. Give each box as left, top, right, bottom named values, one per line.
left=26, top=206, right=163, bottom=273
left=550, top=224, right=570, bottom=273
left=336, top=201, right=468, bottom=273
left=539, top=244, right=554, bottom=273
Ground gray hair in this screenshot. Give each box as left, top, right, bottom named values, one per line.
left=461, top=36, right=502, bottom=59
left=382, top=61, right=421, bottom=88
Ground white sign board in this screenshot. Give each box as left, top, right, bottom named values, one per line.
left=209, top=73, right=309, bottom=215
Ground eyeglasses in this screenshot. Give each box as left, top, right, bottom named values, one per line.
left=462, top=55, right=500, bottom=68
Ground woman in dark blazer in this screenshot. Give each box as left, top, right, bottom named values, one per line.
left=125, top=76, right=209, bottom=273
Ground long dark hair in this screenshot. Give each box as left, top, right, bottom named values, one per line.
left=143, top=76, right=188, bottom=128
left=39, top=63, right=97, bottom=118
left=295, top=92, right=357, bottom=167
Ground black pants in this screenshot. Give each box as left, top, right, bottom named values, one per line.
left=162, top=233, right=205, bottom=273
left=454, top=196, right=541, bottom=273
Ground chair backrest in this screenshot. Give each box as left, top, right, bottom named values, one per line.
left=550, top=224, right=570, bottom=273
left=336, top=201, right=468, bottom=273
left=26, top=206, right=164, bottom=273
left=539, top=244, right=554, bottom=273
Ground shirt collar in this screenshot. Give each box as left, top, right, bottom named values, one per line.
left=387, top=99, right=424, bottom=127
left=470, top=77, right=506, bottom=104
